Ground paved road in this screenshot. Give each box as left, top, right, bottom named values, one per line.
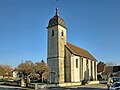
left=0, top=84, right=108, bottom=90
left=43, top=84, right=108, bottom=90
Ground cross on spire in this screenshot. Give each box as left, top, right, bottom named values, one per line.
left=56, top=7, right=58, bottom=15
left=55, top=0, right=58, bottom=15
left=56, top=0, right=58, bottom=8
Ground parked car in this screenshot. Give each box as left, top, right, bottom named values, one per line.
left=112, top=77, right=120, bottom=83
left=110, top=82, right=120, bottom=90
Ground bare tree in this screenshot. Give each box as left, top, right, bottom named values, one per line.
left=16, top=60, right=35, bottom=77
left=0, top=64, right=13, bottom=79
left=35, top=60, right=50, bottom=82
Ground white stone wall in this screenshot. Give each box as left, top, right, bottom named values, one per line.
left=71, top=55, right=74, bottom=82
left=83, top=58, right=87, bottom=80
left=88, top=59, right=91, bottom=80
left=95, top=62, right=97, bottom=80
left=92, top=61, right=97, bottom=80
left=70, top=56, right=97, bottom=82
left=92, top=61, right=95, bottom=79
left=71, top=55, right=80, bottom=82
left=80, top=57, right=83, bottom=81
left=80, top=58, right=97, bottom=81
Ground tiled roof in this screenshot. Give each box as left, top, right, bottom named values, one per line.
left=66, top=42, right=96, bottom=61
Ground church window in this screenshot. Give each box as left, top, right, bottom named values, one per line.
left=76, top=59, right=78, bottom=68
left=86, top=60, right=88, bottom=65
left=82, top=58, right=83, bottom=60
left=61, top=30, right=64, bottom=36
left=52, top=30, right=54, bottom=36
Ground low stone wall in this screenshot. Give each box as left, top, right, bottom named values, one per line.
left=27, top=83, right=35, bottom=88
left=58, top=82, right=82, bottom=87
left=33, top=82, right=82, bottom=89
left=99, top=81, right=107, bottom=84
left=30, top=81, right=107, bottom=89
left=0, top=80, right=107, bottom=89
left=88, top=81, right=99, bottom=84
left=0, top=82, right=20, bottom=86
left=88, top=81, right=107, bottom=84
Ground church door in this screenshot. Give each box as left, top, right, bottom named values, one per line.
left=51, top=72, right=56, bottom=83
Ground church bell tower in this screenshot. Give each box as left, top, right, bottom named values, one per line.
left=47, top=8, right=67, bottom=83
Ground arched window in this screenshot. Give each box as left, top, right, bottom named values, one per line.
left=61, top=30, right=64, bottom=36
left=52, top=30, right=54, bottom=36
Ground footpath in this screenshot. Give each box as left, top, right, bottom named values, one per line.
left=0, top=85, right=30, bottom=90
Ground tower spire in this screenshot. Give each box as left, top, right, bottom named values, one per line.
left=56, top=7, right=58, bottom=15
left=55, top=0, right=58, bottom=15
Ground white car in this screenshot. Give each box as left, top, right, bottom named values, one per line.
left=110, top=82, right=120, bottom=90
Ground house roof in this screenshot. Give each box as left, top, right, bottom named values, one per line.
left=97, top=64, right=106, bottom=73
left=114, top=71, right=120, bottom=77
left=66, top=42, right=96, bottom=61
left=113, top=66, right=120, bottom=72
left=102, top=66, right=120, bottom=76
left=102, top=66, right=113, bottom=75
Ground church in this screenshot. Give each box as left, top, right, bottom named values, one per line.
left=47, top=8, right=97, bottom=84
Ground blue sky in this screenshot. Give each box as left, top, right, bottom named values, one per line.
left=0, top=0, right=120, bottom=67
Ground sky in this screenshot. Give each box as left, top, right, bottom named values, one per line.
left=0, top=0, right=120, bottom=67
